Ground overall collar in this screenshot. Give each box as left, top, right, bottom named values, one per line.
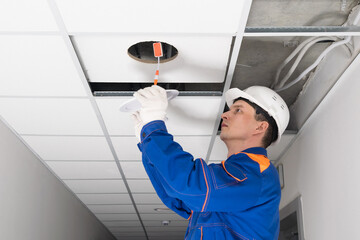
left=229, top=147, right=267, bottom=160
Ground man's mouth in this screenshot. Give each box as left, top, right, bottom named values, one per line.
left=221, top=123, right=228, bottom=128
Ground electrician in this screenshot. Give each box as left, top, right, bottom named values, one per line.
left=132, top=85, right=290, bottom=240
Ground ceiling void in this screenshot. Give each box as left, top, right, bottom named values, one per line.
left=128, top=41, right=178, bottom=63
left=0, top=0, right=58, bottom=31
left=73, top=35, right=232, bottom=83
left=54, top=0, right=245, bottom=33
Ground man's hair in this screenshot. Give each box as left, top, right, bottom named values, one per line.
left=233, top=97, right=278, bottom=148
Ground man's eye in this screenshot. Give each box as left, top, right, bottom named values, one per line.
left=234, top=109, right=240, bottom=113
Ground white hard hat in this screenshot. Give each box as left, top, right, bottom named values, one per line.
left=225, top=86, right=290, bottom=145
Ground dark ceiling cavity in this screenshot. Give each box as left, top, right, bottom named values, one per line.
left=127, top=41, right=178, bottom=63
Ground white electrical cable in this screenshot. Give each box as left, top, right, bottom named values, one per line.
left=352, top=6, right=360, bottom=24
left=274, top=5, right=360, bottom=92
left=275, top=36, right=352, bottom=92
left=276, top=36, right=340, bottom=89
left=272, top=36, right=318, bottom=88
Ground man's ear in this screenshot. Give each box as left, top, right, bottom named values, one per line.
left=255, top=121, right=269, bottom=134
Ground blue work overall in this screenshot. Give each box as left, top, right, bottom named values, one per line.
left=138, top=121, right=281, bottom=240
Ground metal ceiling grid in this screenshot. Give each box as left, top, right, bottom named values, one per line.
left=3, top=0, right=348, bottom=239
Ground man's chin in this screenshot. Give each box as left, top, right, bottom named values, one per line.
left=219, top=132, right=226, bottom=141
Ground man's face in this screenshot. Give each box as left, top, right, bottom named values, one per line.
left=220, top=100, right=259, bottom=142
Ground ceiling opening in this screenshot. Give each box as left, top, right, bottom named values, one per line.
left=127, top=41, right=178, bottom=63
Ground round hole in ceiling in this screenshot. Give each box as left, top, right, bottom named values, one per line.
left=127, top=41, right=178, bottom=63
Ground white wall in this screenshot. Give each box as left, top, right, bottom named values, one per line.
left=0, top=120, right=115, bottom=240
left=278, top=53, right=360, bottom=239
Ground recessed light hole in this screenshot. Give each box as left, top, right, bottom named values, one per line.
left=128, top=41, right=178, bottom=63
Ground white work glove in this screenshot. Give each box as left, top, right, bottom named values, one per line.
left=131, top=111, right=143, bottom=141
left=133, top=85, right=168, bottom=124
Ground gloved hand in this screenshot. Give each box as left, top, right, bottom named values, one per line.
left=131, top=111, right=143, bottom=141
left=133, top=85, right=168, bottom=124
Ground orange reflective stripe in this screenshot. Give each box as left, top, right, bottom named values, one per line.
left=200, top=226, right=203, bottom=239
left=187, top=210, right=193, bottom=220
left=200, top=159, right=209, bottom=212
left=221, top=161, right=247, bottom=182
left=243, top=152, right=270, bottom=173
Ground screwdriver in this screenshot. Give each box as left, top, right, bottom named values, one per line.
left=153, top=42, right=163, bottom=85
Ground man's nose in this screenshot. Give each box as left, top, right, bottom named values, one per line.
left=221, top=111, right=229, bottom=120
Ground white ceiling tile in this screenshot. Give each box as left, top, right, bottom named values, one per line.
left=166, top=97, right=221, bottom=135
left=127, top=180, right=155, bottom=193
left=0, top=36, right=87, bottom=96
left=209, top=136, right=228, bottom=161
left=0, top=98, right=102, bottom=135
left=114, top=232, right=146, bottom=238
left=0, top=0, right=58, bottom=31
left=46, top=161, right=120, bottom=179
left=133, top=194, right=163, bottom=205
left=63, top=180, right=126, bottom=193
left=77, top=193, right=131, bottom=204
left=208, top=160, right=222, bottom=165
left=143, top=221, right=188, bottom=227
left=111, top=137, right=142, bottom=161
left=116, top=237, right=146, bottom=240
left=104, top=221, right=142, bottom=227
left=148, top=232, right=186, bottom=240
left=146, top=226, right=188, bottom=232
left=172, top=136, right=212, bottom=160
left=148, top=233, right=185, bottom=239
left=22, top=136, right=113, bottom=160
left=267, top=132, right=297, bottom=160
left=136, top=204, right=170, bottom=214
left=73, top=35, right=232, bottom=83
left=97, top=96, right=221, bottom=136
left=109, top=226, right=144, bottom=233
left=96, top=213, right=139, bottom=221
left=55, top=0, right=245, bottom=33
left=148, top=236, right=184, bottom=240
left=121, top=162, right=148, bottom=179
left=140, top=213, right=184, bottom=221
left=87, top=204, right=135, bottom=214
left=96, top=97, right=135, bottom=136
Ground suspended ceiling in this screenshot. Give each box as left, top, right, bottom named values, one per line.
left=1, top=0, right=359, bottom=239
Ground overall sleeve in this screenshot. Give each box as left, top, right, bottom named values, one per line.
left=140, top=144, right=192, bottom=219
left=137, top=121, right=262, bottom=213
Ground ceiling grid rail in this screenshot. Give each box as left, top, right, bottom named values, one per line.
left=205, top=0, right=253, bottom=162
left=244, top=26, right=360, bottom=37
left=46, top=0, right=149, bottom=239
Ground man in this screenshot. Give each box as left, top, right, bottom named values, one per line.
left=132, top=85, right=289, bottom=239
